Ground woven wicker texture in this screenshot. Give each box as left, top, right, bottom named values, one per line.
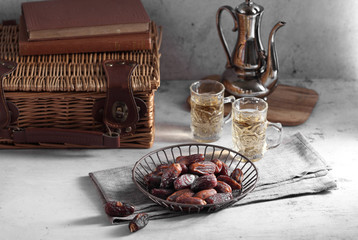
left=0, top=22, right=161, bottom=92
left=0, top=22, right=161, bottom=148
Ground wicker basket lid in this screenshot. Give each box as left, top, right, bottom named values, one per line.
left=0, top=22, right=161, bottom=93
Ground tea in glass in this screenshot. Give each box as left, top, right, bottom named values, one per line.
left=190, top=80, right=234, bottom=143
left=232, top=97, right=282, bottom=161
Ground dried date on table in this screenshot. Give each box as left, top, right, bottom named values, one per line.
left=104, top=201, right=135, bottom=217
left=129, top=213, right=149, bottom=233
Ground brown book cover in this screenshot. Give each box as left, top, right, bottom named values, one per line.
left=19, top=16, right=152, bottom=56
left=22, top=0, right=150, bottom=41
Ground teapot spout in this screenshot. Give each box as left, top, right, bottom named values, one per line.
left=261, top=21, right=286, bottom=91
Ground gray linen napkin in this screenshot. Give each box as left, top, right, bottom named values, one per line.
left=89, top=132, right=337, bottom=224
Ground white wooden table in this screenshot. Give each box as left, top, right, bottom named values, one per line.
left=0, top=79, right=357, bottom=239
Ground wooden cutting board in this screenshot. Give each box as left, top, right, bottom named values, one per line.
left=188, top=76, right=319, bottom=126
left=266, top=84, right=318, bottom=126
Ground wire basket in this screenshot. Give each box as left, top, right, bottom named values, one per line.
left=132, top=143, right=258, bottom=213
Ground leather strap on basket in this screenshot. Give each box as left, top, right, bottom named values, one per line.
left=0, top=60, right=17, bottom=129
left=102, top=60, right=139, bottom=135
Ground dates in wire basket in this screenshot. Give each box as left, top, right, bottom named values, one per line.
left=132, top=144, right=258, bottom=213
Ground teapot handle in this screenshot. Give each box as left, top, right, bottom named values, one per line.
left=216, top=6, right=239, bottom=68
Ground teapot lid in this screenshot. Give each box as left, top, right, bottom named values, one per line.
left=237, top=0, right=264, bottom=15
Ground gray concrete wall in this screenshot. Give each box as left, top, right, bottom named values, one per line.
left=1, top=0, right=357, bottom=81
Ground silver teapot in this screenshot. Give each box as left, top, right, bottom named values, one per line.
left=216, top=0, right=285, bottom=98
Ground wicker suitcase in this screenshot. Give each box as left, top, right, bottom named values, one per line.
left=0, top=22, right=161, bottom=148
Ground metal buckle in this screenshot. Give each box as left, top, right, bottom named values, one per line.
left=112, top=101, right=128, bottom=123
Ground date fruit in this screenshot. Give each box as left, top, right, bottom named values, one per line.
left=143, top=153, right=245, bottom=208
left=217, top=175, right=242, bottom=190
left=176, top=196, right=207, bottom=205
left=174, top=174, right=197, bottom=190
left=144, top=173, right=161, bottom=189
left=179, top=163, right=188, bottom=174
left=205, top=192, right=233, bottom=204
left=176, top=154, right=205, bottom=166
left=129, top=213, right=149, bottom=233
left=211, top=159, right=223, bottom=174
left=231, top=168, right=244, bottom=184
left=167, top=188, right=194, bottom=202
left=194, top=189, right=217, bottom=200
left=151, top=188, right=175, bottom=199
left=215, top=181, right=232, bottom=193
left=153, top=164, right=170, bottom=175
left=191, top=174, right=217, bottom=192
left=160, top=163, right=182, bottom=188
left=189, top=161, right=217, bottom=175
left=104, top=201, right=135, bottom=217
left=218, top=162, right=229, bottom=176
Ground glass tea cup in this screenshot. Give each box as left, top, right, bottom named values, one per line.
left=190, top=80, right=235, bottom=143
left=232, top=97, right=282, bottom=161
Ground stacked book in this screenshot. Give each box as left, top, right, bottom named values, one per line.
left=19, top=0, right=151, bottom=56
